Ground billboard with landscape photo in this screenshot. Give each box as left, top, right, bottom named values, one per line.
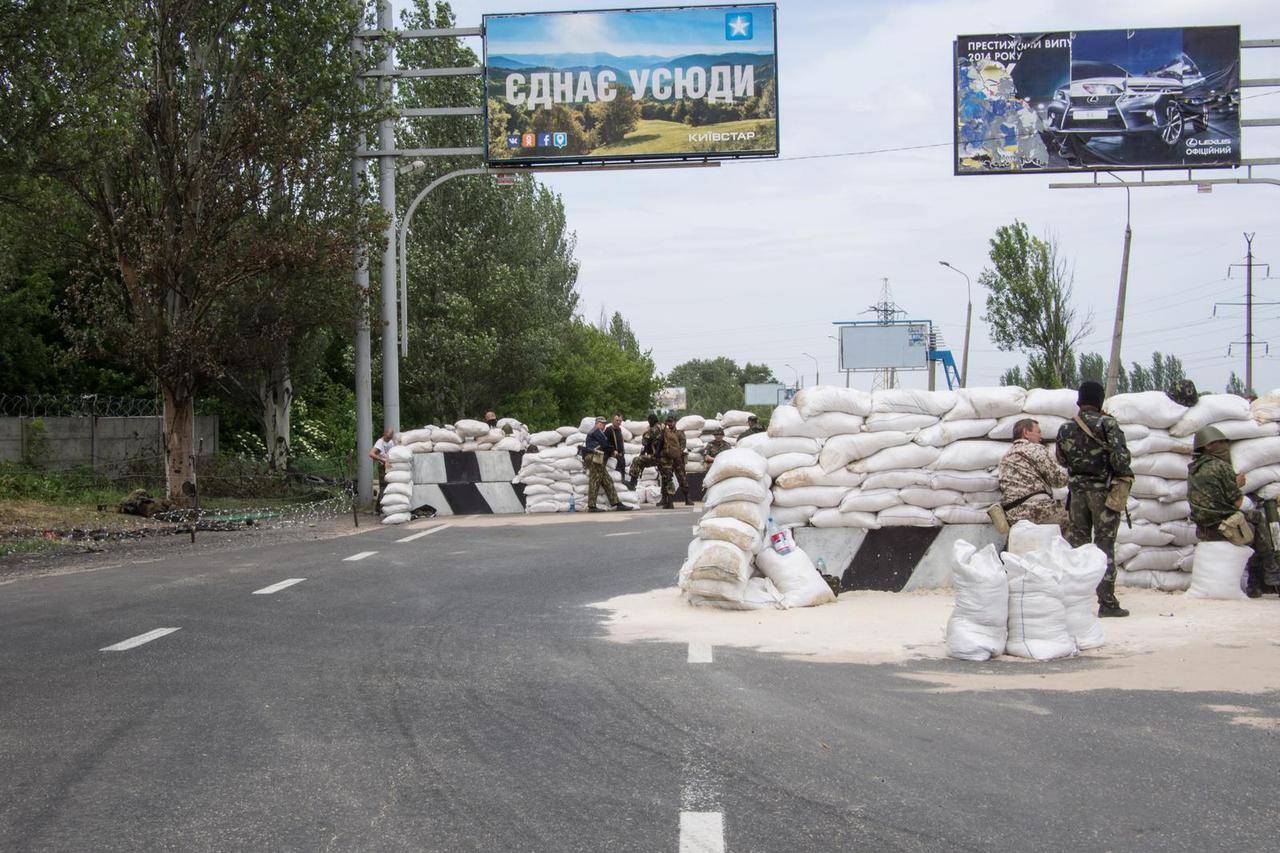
left=484, top=4, right=778, bottom=165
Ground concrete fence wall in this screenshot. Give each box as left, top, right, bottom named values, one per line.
left=0, top=416, right=219, bottom=471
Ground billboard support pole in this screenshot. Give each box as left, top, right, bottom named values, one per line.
left=1104, top=185, right=1133, bottom=399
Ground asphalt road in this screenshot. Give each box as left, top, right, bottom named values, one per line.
left=2, top=511, right=1277, bottom=852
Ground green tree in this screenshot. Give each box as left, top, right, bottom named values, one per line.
left=665, top=357, right=778, bottom=416
left=592, top=95, right=641, bottom=144
left=1226, top=371, right=1247, bottom=396
left=979, top=221, right=1091, bottom=389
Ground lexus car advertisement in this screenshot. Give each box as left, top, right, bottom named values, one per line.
left=954, top=26, right=1241, bottom=174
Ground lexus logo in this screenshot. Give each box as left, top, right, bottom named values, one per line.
left=1087, top=95, right=1099, bottom=104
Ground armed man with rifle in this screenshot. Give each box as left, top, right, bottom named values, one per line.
left=657, top=415, right=692, bottom=508
left=625, top=414, right=662, bottom=490
left=1055, top=380, right=1134, bottom=618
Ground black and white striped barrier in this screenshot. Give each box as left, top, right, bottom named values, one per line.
left=410, top=451, right=527, bottom=516
left=793, top=524, right=1003, bottom=592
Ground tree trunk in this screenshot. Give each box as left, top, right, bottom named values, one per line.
left=259, top=363, right=292, bottom=471
left=162, top=383, right=197, bottom=506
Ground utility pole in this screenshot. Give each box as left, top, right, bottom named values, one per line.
left=1104, top=187, right=1133, bottom=398
left=1220, top=234, right=1274, bottom=395
left=376, top=0, right=400, bottom=435
left=863, top=278, right=908, bottom=390
left=351, top=7, right=373, bottom=508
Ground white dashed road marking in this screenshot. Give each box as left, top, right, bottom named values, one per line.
left=101, top=627, right=181, bottom=652
left=397, top=523, right=453, bottom=543
left=688, top=643, right=713, bottom=664
left=252, top=578, right=306, bottom=595
left=679, top=811, right=725, bottom=853
left=344, top=551, right=377, bottom=562
left=604, top=531, right=642, bottom=537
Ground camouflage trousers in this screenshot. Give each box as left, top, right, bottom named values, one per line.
left=657, top=457, right=688, bottom=496
left=1006, top=497, right=1070, bottom=534
left=1197, top=508, right=1280, bottom=589
left=586, top=457, right=619, bottom=507
left=1066, top=488, right=1121, bottom=603
left=628, top=454, right=658, bottom=480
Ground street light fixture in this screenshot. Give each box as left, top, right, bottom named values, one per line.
left=939, top=261, right=972, bottom=388
left=396, top=158, right=427, bottom=177
left=801, top=352, right=820, bottom=386
left=783, top=363, right=800, bottom=388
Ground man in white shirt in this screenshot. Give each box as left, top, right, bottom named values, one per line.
left=368, top=427, right=397, bottom=496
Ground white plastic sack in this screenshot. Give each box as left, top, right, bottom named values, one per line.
left=930, top=470, right=1000, bottom=492
left=864, top=413, right=940, bottom=433
left=493, top=437, right=523, bottom=452
left=1006, top=520, right=1062, bottom=556
left=819, top=431, right=910, bottom=472
left=794, top=386, right=873, bottom=418
left=861, top=469, right=931, bottom=490
left=773, top=485, right=849, bottom=508
left=1160, top=520, right=1199, bottom=547
left=935, top=505, right=993, bottom=524
left=771, top=505, right=817, bottom=527
left=399, top=428, right=432, bottom=445
left=775, top=465, right=866, bottom=490
left=1131, top=452, right=1191, bottom=480
left=1023, top=388, right=1080, bottom=419
left=1131, top=475, right=1171, bottom=500
left=703, top=500, right=768, bottom=531
left=1232, top=437, right=1280, bottom=473
left=1215, top=419, right=1280, bottom=441
left=899, top=488, right=964, bottom=509
left=431, top=428, right=462, bottom=444
left=686, top=539, right=753, bottom=584
left=1118, top=569, right=1192, bottom=592
left=1124, top=546, right=1193, bottom=573
left=944, top=387, right=1026, bottom=421
left=381, top=512, right=412, bottom=525
left=703, top=448, right=769, bottom=488
left=755, top=545, right=837, bottom=608
left=676, top=415, right=705, bottom=432
left=1250, top=390, right=1280, bottom=423
left=529, top=430, right=563, bottom=447
left=766, top=405, right=818, bottom=438
left=1003, top=552, right=1077, bottom=660
left=1169, top=394, right=1251, bottom=437
left=811, top=508, right=880, bottom=528
left=1116, top=522, right=1176, bottom=546
left=1104, top=392, right=1186, bottom=429
left=1131, top=499, right=1190, bottom=525
left=914, top=418, right=998, bottom=448
left=877, top=506, right=939, bottom=527
left=452, top=419, right=489, bottom=439
left=766, top=452, right=818, bottom=480
left=838, top=488, right=902, bottom=513
left=386, top=446, right=413, bottom=463
left=1040, top=538, right=1107, bottom=651
left=1243, top=464, right=1280, bottom=494
left=384, top=470, right=412, bottom=484
left=946, top=541, right=1009, bottom=661
left=696, top=517, right=762, bottom=552
left=703, top=476, right=769, bottom=509
left=405, top=442, right=433, bottom=454
left=934, top=440, right=1010, bottom=472
left=806, top=412, right=866, bottom=437
left=871, top=389, right=957, bottom=416
left=988, top=414, right=1067, bottom=441
left=1187, top=541, right=1250, bottom=599
left=1129, top=430, right=1193, bottom=456
left=851, top=443, right=940, bottom=473
left=754, top=437, right=821, bottom=458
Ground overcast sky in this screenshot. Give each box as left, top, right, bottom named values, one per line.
left=397, top=0, right=1280, bottom=395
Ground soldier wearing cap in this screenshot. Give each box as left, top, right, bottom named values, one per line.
left=582, top=416, right=631, bottom=513
left=1188, top=425, right=1280, bottom=596
left=703, top=427, right=732, bottom=471
left=740, top=414, right=765, bottom=438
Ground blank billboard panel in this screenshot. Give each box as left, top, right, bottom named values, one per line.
left=839, top=324, right=929, bottom=371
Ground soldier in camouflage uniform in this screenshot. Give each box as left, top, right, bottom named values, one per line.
left=1187, top=425, right=1280, bottom=596
left=703, top=428, right=732, bottom=471
left=625, top=414, right=662, bottom=490
left=1055, top=381, right=1133, bottom=617
left=582, top=417, right=631, bottom=513
left=657, top=415, right=692, bottom=508
left=1166, top=379, right=1199, bottom=408
left=997, top=418, right=1069, bottom=531
left=740, top=414, right=766, bottom=438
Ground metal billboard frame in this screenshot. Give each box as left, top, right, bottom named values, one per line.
left=834, top=320, right=933, bottom=373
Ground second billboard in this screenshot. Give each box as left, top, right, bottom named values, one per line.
left=484, top=4, right=778, bottom=166
left=955, top=26, right=1241, bottom=174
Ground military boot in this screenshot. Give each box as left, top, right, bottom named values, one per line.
left=680, top=486, right=693, bottom=506
left=1097, top=578, right=1129, bottom=618
left=626, top=476, right=638, bottom=490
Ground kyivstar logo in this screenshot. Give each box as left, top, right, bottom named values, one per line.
left=726, top=13, right=752, bottom=40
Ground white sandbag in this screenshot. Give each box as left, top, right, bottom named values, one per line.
left=676, top=415, right=705, bottom=432
left=1117, top=569, right=1192, bottom=592
left=1163, top=480, right=1188, bottom=502
left=914, top=418, right=998, bottom=448
left=988, top=414, right=1067, bottom=441
left=1131, top=499, right=1189, bottom=525
left=435, top=442, right=460, bottom=453
left=703, top=448, right=769, bottom=488
left=460, top=441, right=480, bottom=452
left=477, top=429, right=504, bottom=444
left=962, top=490, right=1005, bottom=506
left=386, top=446, right=413, bottom=463
left=399, top=428, right=432, bottom=445
left=811, top=507, right=881, bottom=528
left=899, top=488, right=964, bottom=510
left=733, top=432, right=769, bottom=454
left=819, top=431, right=910, bottom=472
left=1003, top=552, right=1076, bottom=660
left=1124, top=545, right=1194, bottom=573
left=697, top=517, right=762, bottom=552
left=686, top=576, right=784, bottom=610
left=1251, top=390, right=1280, bottom=423
left=537, top=445, right=578, bottom=461
left=862, top=469, right=932, bottom=490
left=766, top=405, right=819, bottom=438
left=877, top=505, right=939, bottom=527
left=1121, top=423, right=1150, bottom=442
left=839, top=488, right=903, bottom=513
left=1131, top=475, right=1171, bottom=500
left=687, top=539, right=752, bottom=583
left=935, top=505, right=993, bottom=524
left=864, top=412, right=940, bottom=433
left=526, top=501, right=562, bottom=514
left=934, top=440, right=1010, bottom=472
left=1187, top=540, right=1250, bottom=599
left=497, top=417, right=526, bottom=433
left=755, top=545, right=836, bottom=608
left=1006, top=520, right=1063, bottom=556
left=871, top=389, right=957, bottom=416
left=563, top=432, right=586, bottom=447
left=431, top=428, right=462, bottom=444
left=522, top=484, right=554, bottom=496
left=930, top=470, right=1001, bottom=493
left=1024, top=388, right=1080, bottom=419
left=1131, top=454, right=1192, bottom=481
left=622, top=420, right=649, bottom=434
left=1160, top=520, right=1199, bottom=547
left=1129, top=430, right=1193, bottom=456
left=944, top=387, right=1026, bottom=421
left=703, top=476, right=769, bottom=508
left=406, top=441, right=433, bottom=454
left=702, top=419, right=722, bottom=433
left=529, top=430, right=563, bottom=447
left=771, top=505, right=817, bottom=527
left=704, top=500, right=768, bottom=530
left=452, top=418, right=489, bottom=439
left=806, top=412, right=866, bottom=437
left=1104, top=392, right=1186, bottom=429
left=767, top=452, right=818, bottom=479
left=1262, top=482, right=1280, bottom=500
left=1169, top=394, right=1251, bottom=437
left=493, top=436, right=523, bottom=451
left=1215, top=419, right=1280, bottom=441
left=775, top=465, right=866, bottom=490
left=1041, top=538, right=1107, bottom=651
left=572, top=416, right=595, bottom=433
left=720, top=409, right=754, bottom=428
left=384, top=470, right=412, bottom=485
left=794, top=386, right=873, bottom=419
left=1116, top=522, right=1175, bottom=546
left=946, top=541, right=1009, bottom=661
left=754, top=436, right=821, bottom=458
left=852, top=443, right=941, bottom=473
left=1243, top=464, right=1280, bottom=494
left=1115, top=542, right=1141, bottom=564
left=773, top=485, right=849, bottom=508
left=381, top=512, right=412, bottom=525
left=1232, top=436, right=1280, bottom=473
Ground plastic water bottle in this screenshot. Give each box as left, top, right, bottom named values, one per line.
left=767, top=516, right=795, bottom=555
left=568, top=493, right=576, bottom=513
left=816, top=557, right=828, bottom=576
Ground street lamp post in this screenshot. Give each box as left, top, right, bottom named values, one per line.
left=783, top=363, right=800, bottom=390
left=802, top=352, right=820, bottom=387
left=939, top=261, right=972, bottom=388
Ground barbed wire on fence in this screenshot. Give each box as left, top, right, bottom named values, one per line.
left=0, top=393, right=162, bottom=418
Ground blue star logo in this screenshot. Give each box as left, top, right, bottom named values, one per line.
left=726, top=13, right=752, bottom=40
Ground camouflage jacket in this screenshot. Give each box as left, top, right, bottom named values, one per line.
left=1055, top=408, right=1132, bottom=491
left=704, top=437, right=731, bottom=461
left=998, top=439, right=1067, bottom=507
left=640, top=426, right=664, bottom=456
left=740, top=425, right=766, bottom=438
left=661, top=426, right=686, bottom=460
left=1187, top=451, right=1240, bottom=529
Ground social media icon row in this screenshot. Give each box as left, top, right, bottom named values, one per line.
left=506, top=131, right=568, bottom=150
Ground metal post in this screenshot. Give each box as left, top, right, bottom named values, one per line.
left=939, top=261, right=972, bottom=387
left=352, top=8, right=374, bottom=509
left=802, top=352, right=819, bottom=386
left=1246, top=232, right=1255, bottom=394
left=377, top=0, right=400, bottom=435
left=1105, top=188, right=1133, bottom=398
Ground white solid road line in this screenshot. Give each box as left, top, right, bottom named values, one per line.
left=252, top=578, right=306, bottom=595
left=679, top=811, right=725, bottom=853
left=688, top=643, right=713, bottom=664
left=397, top=523, right=453, bottom=543
left=604, top=530, right=642, bottom=537
left=344, top=551, right=377, bottom=561
left=100, top=627, right=181, bottom=652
